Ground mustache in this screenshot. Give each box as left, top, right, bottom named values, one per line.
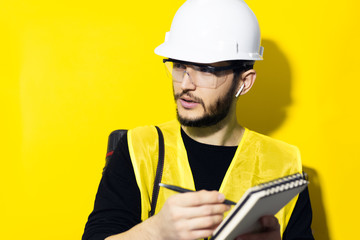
left=174, top=91, right=206, bottom=110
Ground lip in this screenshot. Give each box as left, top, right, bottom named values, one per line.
left=179, top=98, right=199, bottom=109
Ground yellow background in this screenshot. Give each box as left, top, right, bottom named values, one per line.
left=1, top=0, right=359, bottom=239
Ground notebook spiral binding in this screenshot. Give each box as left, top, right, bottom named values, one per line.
left=255, top=172, right=309, bottom=196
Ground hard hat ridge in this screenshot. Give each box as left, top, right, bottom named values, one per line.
left=155, top=0, right=264, bottom=63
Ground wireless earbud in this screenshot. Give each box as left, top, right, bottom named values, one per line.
left=235, top=83, right=245, bottom=97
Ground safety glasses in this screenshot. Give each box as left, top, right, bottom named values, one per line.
left=163, top=59, right=245, bottom=89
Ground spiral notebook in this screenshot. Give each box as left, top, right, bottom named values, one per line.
left=211, top=172, right=309, bottom=240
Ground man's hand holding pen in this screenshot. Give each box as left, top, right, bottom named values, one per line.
left=152, top=183, right=281, bottom=240
left=152, top=190, right=231, bottom=240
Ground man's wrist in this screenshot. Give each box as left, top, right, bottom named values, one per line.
left=145, top=214, right=164, bottom=240
left=104, top=215, right=163, bottom=240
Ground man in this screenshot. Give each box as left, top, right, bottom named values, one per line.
left=83, top=0, right=314, bottom=239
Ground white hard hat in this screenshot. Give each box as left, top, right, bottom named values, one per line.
left=155, top=0, right=264, bottom=64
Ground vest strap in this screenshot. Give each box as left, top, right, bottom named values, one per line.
left=149, top=126, right=165, bottom=217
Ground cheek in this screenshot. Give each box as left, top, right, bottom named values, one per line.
left=201, top=91, right=217, bottom=102
left=173, top=82, right=181, bottom=93
left=205, top=82, right=234, bottom=101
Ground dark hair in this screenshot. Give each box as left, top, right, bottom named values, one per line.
left=229, top=60, right=255, bottom=81
left=230, top=60, right=254, bottom=72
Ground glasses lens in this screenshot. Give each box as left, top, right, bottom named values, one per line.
left=164, top=61, right=186, bottom=82
left=163, top=61, right=229, bottom=89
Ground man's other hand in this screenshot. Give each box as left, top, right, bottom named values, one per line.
left=235, top=215, right=281, bottom=240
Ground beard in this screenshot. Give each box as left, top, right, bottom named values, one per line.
left=174, top=81, right=237, bottom=128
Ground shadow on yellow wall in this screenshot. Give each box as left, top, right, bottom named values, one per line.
left=236, top=39, right=330, bottom=239
left=236, top=39, right=291, bottom=135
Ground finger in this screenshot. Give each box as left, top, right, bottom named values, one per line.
left=179, top=203, right=230, bottom=219
left=178, top=229, right=214, bottom=240
left=186, top=214, right=224, bottom=230
left=259, top=215, right=280, bottom=231
left=235, top=230, right=281, bottom=240
left=235, top=216, right=281, bottom=240
left=169, top=190, right=226, bottom=207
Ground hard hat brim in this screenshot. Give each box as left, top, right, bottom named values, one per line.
left=155, top=41, right=263, bottom=64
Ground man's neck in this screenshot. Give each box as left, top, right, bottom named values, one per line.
left=181, top=113, right=244, bottom=147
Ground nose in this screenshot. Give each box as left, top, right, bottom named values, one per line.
left=181, top=69, right=196, bottom=90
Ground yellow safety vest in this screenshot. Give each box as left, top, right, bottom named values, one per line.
left=128, top=120, right=302, bottom=236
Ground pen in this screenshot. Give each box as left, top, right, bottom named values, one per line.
left=159, top=183, right=236, bottom=205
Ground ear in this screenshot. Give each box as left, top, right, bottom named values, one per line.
left=237, top=69, right=256, bottom=96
